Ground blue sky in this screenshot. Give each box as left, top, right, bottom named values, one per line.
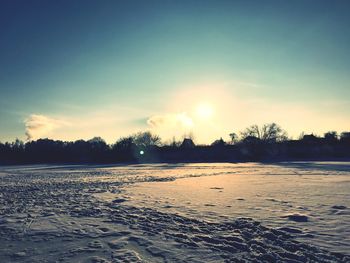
left=1, top=0, right=349, bottom=143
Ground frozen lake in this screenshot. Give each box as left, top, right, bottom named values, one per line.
left=0, top=162, right=349, bottom=262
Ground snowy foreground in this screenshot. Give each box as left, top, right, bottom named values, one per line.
left=0, top=162, right=349, bottom=262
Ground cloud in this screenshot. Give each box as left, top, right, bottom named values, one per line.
left=147, top=112, right=193, bottom=129
left=24, top=114, right=66, bottom=141
left=147, top=112, right=194, bottom=141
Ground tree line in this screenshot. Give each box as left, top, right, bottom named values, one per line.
left=1, top=123, right=350, bottom=164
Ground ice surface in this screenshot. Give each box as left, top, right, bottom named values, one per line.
left=0, top=162, right=349, bottom=262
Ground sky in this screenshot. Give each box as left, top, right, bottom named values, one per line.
left=1, top=0, right=350, bottom=144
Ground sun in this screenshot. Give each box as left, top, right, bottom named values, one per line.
left=196, top=103, right=214, bottom=120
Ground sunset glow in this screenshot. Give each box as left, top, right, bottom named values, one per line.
left=0, top=1, right=349, bottom=144
left=195, top=103, right=214, bottom=120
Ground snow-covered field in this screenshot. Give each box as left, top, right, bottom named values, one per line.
left=0, top=162, right=349, bottom=262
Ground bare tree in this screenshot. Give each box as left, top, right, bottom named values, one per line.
left=240, top=125, right=260, bottom=139
left=260, top=123, right=287, bottom=142
left=113, top=136, right=134, bottom=151
left=170, top=136, right=182, bottom=147
left=240, top=123, right=287, bottom=143
left=133, top=131, right=161, bottom=148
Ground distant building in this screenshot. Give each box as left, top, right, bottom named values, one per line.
left=242, top=136, right=260, bottom=144
left=302, top=134, right=320, bottom=143
left=340, top=132, right=350, bottom=143
left=180, top=138, right=195, bottom=148
left=211, top=138, right=226, bottom=147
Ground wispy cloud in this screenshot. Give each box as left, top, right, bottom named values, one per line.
left=147, top=112, right=193, bottom=129
left=24, top=114, right=67, bottom=141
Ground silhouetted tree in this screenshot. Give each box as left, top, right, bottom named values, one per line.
left=324, top=131, right=338, bottom=143
left=261, top=123, right=288, bottom=142
left=240, top=125, right=260, bottom=140
left=87, top=137, right=109, bottom=162
left=113, top=136, right=134, bottom=151
left=241, top=123, right=287, bottom=143
left=111, top=136, right=136, bottom=162
left=170, top=136, right=182, bottom=147
left=133, top=131, right=161, bottom=148
left=70, top=139, right=90, bottom=162
left=229, top=132, right=238, bottom=144
left=1, top=127, right=350, bottom=164
left=25, top=138, right=66, bottom=163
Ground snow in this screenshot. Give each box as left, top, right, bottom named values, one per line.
left=0, top=162, right=349, bottom=262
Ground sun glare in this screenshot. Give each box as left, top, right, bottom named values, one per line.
left=196, top=103, right=214, bottom=120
